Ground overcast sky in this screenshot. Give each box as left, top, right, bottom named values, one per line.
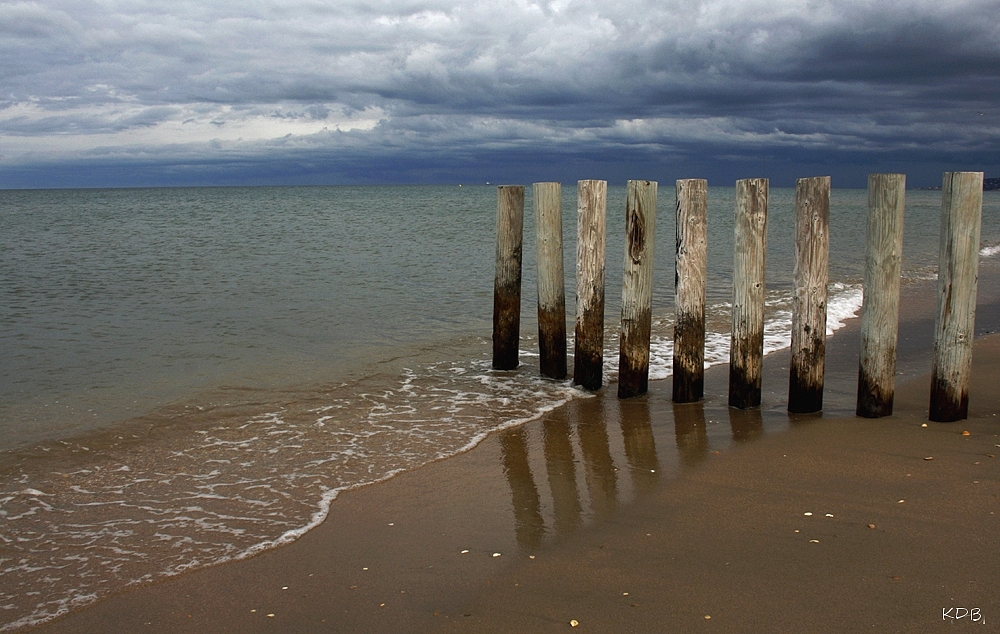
left=2, top=0, right=998, bottom=188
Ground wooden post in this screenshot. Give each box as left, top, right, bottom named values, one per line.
left=673, top=179, right=708, bottom=403
left=788, top=176, right=830, bottom=413
left=729, top=178, right=768, bottom=409
left=534, top=182, right=567, bottom=379
left=574, top=180, right=607, bottom=390
left=618, top=180, right=658, bottom=399
left=856, top=174, right=905, bottom=418
left=493, top=185, right=524, bottom=370
left=929, top=171, right=984, bottom=422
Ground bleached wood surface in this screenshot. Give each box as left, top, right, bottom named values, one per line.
left=573, top=180, right=607, bottom=390
left=788, top=176, right=830, bottom=413
left=618, top=180, right=658, bottom=399
left=492, top=185, right=524, bottom=370
left=534, top=182, right=567, bottom=379
left=729, top=178, right=768, bottom=409
left=856, top=173, right=905, bottom=417
left=930, top=171, right=983, bottom=422
left=672, top=179, right=708, bottom=403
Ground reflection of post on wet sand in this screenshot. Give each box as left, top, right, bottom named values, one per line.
left=576, top=402, right=618, bottom=519
left=618, top=398, right=660, bottom=494
left=729, top=406, right=764, bottom=442
left=499, top=427, right=546, bottom=549
left=673, top=401, right=708, bottom=465
left=542, top=410, right=583, bottom=535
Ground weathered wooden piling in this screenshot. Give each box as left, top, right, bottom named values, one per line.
left=672, top=179, right=708, bottom=403
left=929, top=171, right=984, bottom=422
left=729, top=178, right=769, bottom=409
left=788, top=176, right=830, bottom=413
left=574, top=180, right=608, bottom=390
left=618, top=180, right=658, bottom=399
left=492, top=185, right=524, bottom=370
left=856, top=174, right=905, bottom=418
left=534, top=182, right=567, bottom=379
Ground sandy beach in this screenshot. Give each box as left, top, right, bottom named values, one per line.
left=32, top=266, right=1000, bottom=634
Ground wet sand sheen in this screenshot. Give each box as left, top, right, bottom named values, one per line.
left=35, top=268, right=1000, bottom=633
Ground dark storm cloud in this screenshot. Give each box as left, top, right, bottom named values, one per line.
left=0, top=0, right=997, bottom=187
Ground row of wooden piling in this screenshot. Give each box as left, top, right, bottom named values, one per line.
left=492, top=172, right=985, bottom=422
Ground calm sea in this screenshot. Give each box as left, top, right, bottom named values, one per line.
left=1, top=184, right=998, bottom=630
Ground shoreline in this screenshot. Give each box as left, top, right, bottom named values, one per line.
left=31, top=266, right=1000, bottom=633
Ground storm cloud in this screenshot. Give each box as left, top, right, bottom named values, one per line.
left=1, top=0, right=998, bottom=187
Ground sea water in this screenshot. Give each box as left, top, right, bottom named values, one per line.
left=1, top=185, right=998, bottom=630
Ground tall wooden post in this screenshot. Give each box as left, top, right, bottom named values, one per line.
left=673, top=179, right=707, bottom=403
left=618, top=180, right=658, bottom=399
left=788, top=176, right=830, bottom=413
left=493, top=185, right=524, bottom=370
left=856, top=174, right=905, bottom=418
left=574, top=180, right=608, bottom=390
left=929, top=171, right=983, bottom=422
left=729, top=178, right=768, bottom=409
left=534, top=182, right=567, bottom=379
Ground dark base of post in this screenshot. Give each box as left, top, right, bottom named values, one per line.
left=788, top=384, right=823, bottom=413
left=573, top=309, right=604, bottom=390
left=788, top=360, right=824, bottom=413
left=492, top=288, right=520, bottom=370
left=617, top=355, right=648, bottom=399
left=672, top=315, right=704, bottom=403
left=672, top=374, right=703, bottom=404
left=856, top=368, right=893, bottom=418
left=538, top=308, right=567, bottom=379
left=929, top=380, right=968, bottom=422
left=573, top=350, right=602, bottom=391
left=728, top=366, right=761, bottom=409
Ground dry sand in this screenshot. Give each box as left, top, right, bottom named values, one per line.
left=34, top=272, right=1000, bottom=634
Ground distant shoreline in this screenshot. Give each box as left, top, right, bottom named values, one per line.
left=917, top=176, right=1000, bottom=191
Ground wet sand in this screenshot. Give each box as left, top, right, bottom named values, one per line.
left=34, top=271, right=1000, bottom=633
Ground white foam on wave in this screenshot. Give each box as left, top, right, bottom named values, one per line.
left=242, top=372, right=587, bottom=561
left=645, top=283, right=863, bottom=380
left=0, top=353, right=591, bottom=633
left=981, top=243, right=1000, bottom=258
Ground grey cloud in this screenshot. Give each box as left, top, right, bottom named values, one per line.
left=0, top=105, right=182, bottom=136
left=0, top=0, right=998, bottom=187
